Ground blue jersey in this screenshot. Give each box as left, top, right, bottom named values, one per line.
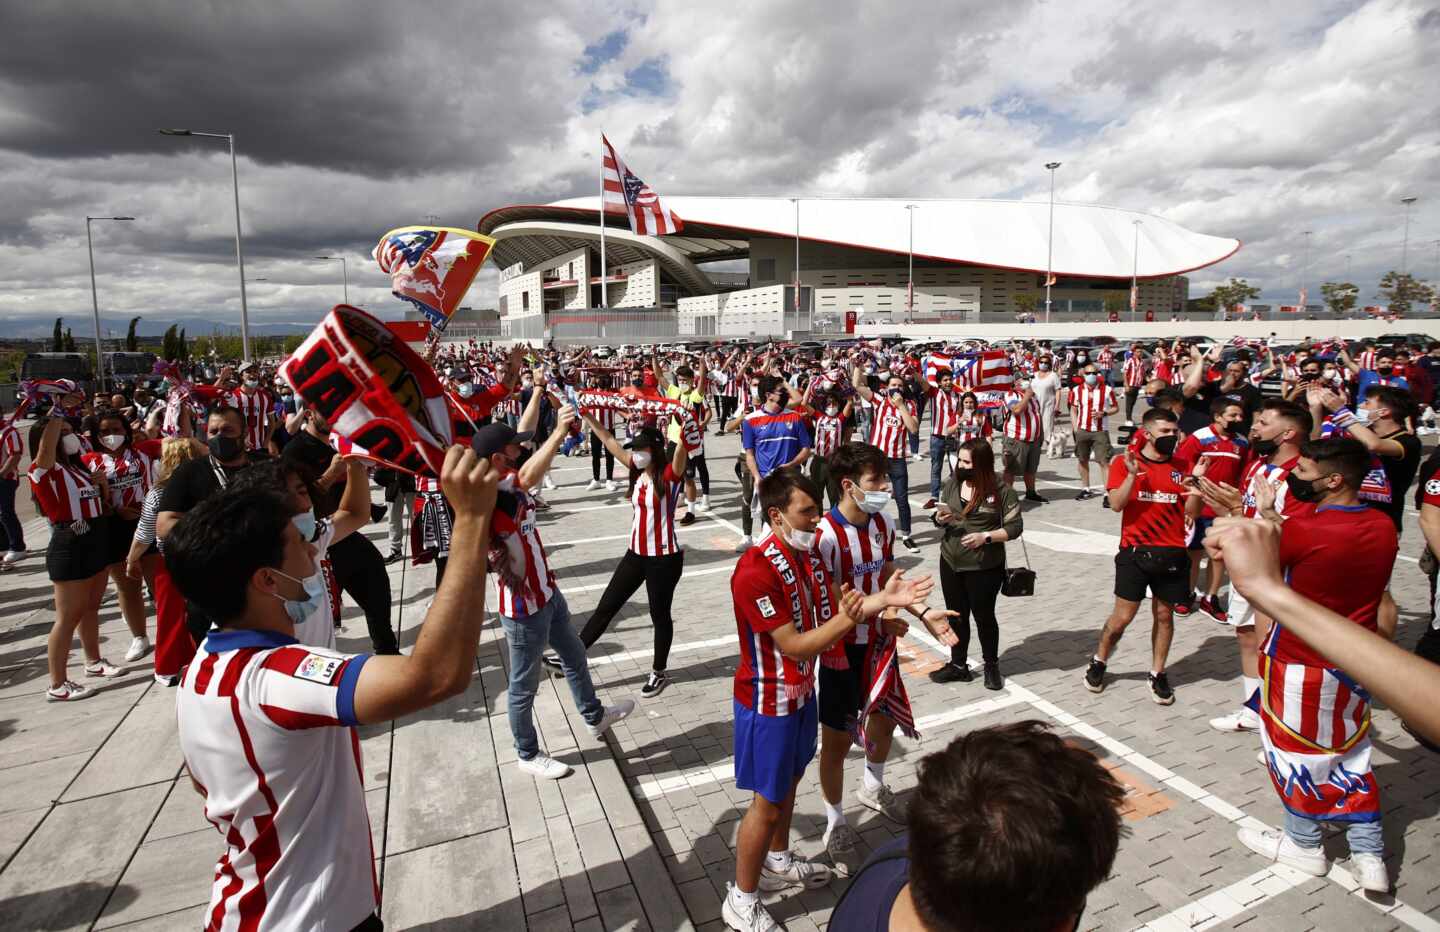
left=1356, top=369, right=1408, bottom=399
left=741, top=408, right=812, bottom=477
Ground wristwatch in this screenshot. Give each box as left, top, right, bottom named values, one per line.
left=983, top=532, right=992, bottom=545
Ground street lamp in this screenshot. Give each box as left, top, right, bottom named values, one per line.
left=905, top=204, right=917, bottom=323
left=159, top=128, right=251, bottom=361
left=789, top=198, right=802, bottom=327
left=314, top=255, right=350, bottom=304
left=86, top=216, right=135, bottom=392
left=1130, top=219, right=1142, bottom=322
left=1400, top=195, right=1418, bottom=274
left=1044, top=161, right=1061, bottom=322
left=1300, top=230, right=1312, bottom=310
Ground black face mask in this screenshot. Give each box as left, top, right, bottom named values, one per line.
left=207, top=434, right=242, bottom=461
left=631, top=378, right=644, bottom=388
left=1250, top=437, right=1279, bottom=457
left=1286, top=472, right=1325, bottom=503
left=1376, top=366, right=1393, bottom=376
left=952, top=467, right=974, bottom=482
left=1153, top=434, right=1179, bottom=457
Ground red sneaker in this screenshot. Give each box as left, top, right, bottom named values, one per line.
left=1198, top=596, right=1229, bottom=624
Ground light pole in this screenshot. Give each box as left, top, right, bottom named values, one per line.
left=86, top=216, right=135, bottom=392
left=1130, top=219, right=1142, bottom=322
left=789, top=198, right=802, bottom=326
left=905, top=204, right=918, bottom=323
left=1400, top=195, right=1418, bottom=274
left=159, top=128, right=251, bottom=361
left=1300, top=230, right=1312, bottom=310
left=1044, top=161, right=1061, bottom=322
left=314, top=255, right=350, bottom=304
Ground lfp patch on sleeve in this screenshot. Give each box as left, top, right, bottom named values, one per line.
left=756, top=596, right=777, bottom=618
left=293, top=653, right=344, bottom=685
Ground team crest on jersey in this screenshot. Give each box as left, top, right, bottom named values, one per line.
left=756, top=596, right=777, bottom=618
left=1426, top=479, right=1440, bottom=497
left=293, top=653, right=343, bottom=685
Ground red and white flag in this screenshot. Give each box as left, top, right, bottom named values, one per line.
left=602, top=135, right=683, bottom=236
left=1129, top=283, right=1138, bottom=313
left=954, top=350, right=1014, bottom=390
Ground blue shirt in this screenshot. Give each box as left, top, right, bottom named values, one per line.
left=741, top=407, right=812, bottom=477
left=1356, top=369, right=1408, bottom=399
left=829, top=836, right=910, bottom=932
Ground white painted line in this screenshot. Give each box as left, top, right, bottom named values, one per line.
left=914, top=693, right=1027, bottom=730
left=586, top=635, right=735, bottom=668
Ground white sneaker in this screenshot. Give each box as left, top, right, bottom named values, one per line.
left=855, top=782, right=905, bottom=822
left=604, top=479, right=618, bottom=492
left=823, top=822, right=859, bottom=860
left=759, top=853, right=833, bottom=891
left=1210, top=709, right=1261, bottom=732
left=154, top=672, right=179, bottom=687
left=586, top=699, right=635, bottom=737
left=1351, top=852, right=1389, bottom=893
left=1236, top=826, right=1328, bottom=876
left=124, top=636, right=152, bottom=662
left=734, top=535, right=753, bottom=553
left=518, top=755, right=572, bottom=780
left=46, top=680, right=94, bottom=702
left=586, top=479, right=601, bottom=491
left=1, top=549, right=25, bottom=565
left=542, top=474, right=558, bottom=490
left=84, top=659, right=126, bottom=678
left=721, top=885, right=781, bottom=932
left=697, top=496, right=710, bottom=513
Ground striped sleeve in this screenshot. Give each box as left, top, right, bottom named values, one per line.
left=247, top=646, right=371, bottom=730
left=133, top=487, right=163, bottom=548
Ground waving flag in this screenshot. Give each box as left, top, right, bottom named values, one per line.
left=373, top=226, right=495, bottom=331
left=923, top=352, right=953, bottom=388
left=602, top=135, right=683, bottom=236
left=952, top=351, right=1014, bottom=390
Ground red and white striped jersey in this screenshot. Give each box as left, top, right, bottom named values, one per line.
left=811, top=411, right=844, bottom=456
left=930, top=389, right=961, bottom=437
left=868, top=394, right=915, bottom=459
left=0, top=423, right=21, bottom=479
left=1002, top=391, right=1043, bottom=442
left=953, top=412, right=993, bottom=444
left=1241, top=455, right=1303, bottom=519
left=224, top=388, right=273, bottom=451
left=493, top=478, right=558, bottom=618
left=590, top=405, right=616, bottom=430
left=817, top=508, right=893, bottom=645
left=1097, top=347, right=1115, bottom=370
left=415, top=475, right=441, bottom=493
left=1122, top=355, right=1149, bottom=387
left=1358, top=349, right=1376, bottom=371
left=630, top=465, right=684, bottom=556
left=1067, top=383, right=1116, bottom=432
left=177, top=630, right=376, bottom=932
left=731, top=531, right=834, bottom=716
left=83, top=442, right=158, bottom=510
left=28, top=461, right=103, bottom=522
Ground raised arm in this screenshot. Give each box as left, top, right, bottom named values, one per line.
left=518, top=403, right=575, bottom=490
left=328, top=459, right=374, bottom=542
left=850, top=361, right=875, bottom=402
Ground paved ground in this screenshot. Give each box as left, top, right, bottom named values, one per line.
left=2, top=421, right=1439, bottom=931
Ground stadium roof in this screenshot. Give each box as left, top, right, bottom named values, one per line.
left=478, top=196, right=1240, bottom=297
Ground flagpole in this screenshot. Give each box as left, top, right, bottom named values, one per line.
left=599, top=137, right=608, bottom=309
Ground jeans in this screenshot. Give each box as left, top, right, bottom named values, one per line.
left=330, top=534, right=399, bottom=654
left=0, top=476, right=23, bottom=552
left=908, top=429, right=920, bottom=456
left=1283, top=808, right=1383, bottom=855
left=499, top=593, right=603, bottom=761
left=578, top=550, right=684, bottom=669
left=387, top=495, right=412, bottom=555
left=886, top=458, right=911, bottom=534
left=560, top=431, right=582, bottom=456
left=928, top=435, right=949, bottom=500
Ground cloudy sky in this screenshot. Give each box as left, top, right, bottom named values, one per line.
left=1, top=0, right=1436, bottom=336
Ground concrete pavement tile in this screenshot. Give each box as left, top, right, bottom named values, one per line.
left=381, top=827, right=524, bottom=929
left=0, top=805, right=48, bottom=867
left=572, top=818, right=629, bottom=894
left=594, top=883, right=653, bottom=932
left=514, top=835, right=566, bottom=917
left=0, top=750, right=91, bottom=816
left=63, top=685, right=183, bottom=801
left=143, top=777, right=212, bottom=843
left=547, top=814, right=598, bottom=923
left=95, top=823, right=216, bottom=928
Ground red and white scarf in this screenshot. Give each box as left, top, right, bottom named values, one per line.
left=756, top=533, right=835, bottom=702
left=851, top=615, right=918, bottom=748
left=574, top=388, right=702, bottom=454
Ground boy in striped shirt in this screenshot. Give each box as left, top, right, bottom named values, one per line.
left=850, top=362, right=921, bottom=552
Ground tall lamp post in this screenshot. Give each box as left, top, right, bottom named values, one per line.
left=1044, top=161, right=1061, bottom=322
left=1130, top=219, right=1142, bottom=322
left=1300, top=230, right=1312, bottom=310
left=86, top=215, right=135, bottom=392
left=1400, top=195, right=1418, bottom=274
left=905, top=204, right=917, bottom=323
left=159, top=128, right=251, bottom=361
left=314, top=255, right=349, bottom=304
left=789, top=198, right=802, bottom=327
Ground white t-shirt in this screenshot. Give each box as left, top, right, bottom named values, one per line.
left=293, top=520, right=338, bottom=650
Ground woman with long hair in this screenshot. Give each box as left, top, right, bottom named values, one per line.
left=542, top=420, right=688, bottom=698
left=28, top=406, right=124, bottom=701
left=124, top=437, right=200, bottom=685
left=930, top=437, right=1023, bottom=690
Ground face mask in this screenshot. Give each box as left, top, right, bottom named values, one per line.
left=100, top=433, right=126, bottom=451
left=1352, top=407, right=1372, bottom=425
left=1076, top=355, right=1088, bottom=363
left=1250, top=437, right=1279, bottom=457
left=243, top=379, right=259, bottom=389
left=60, top=434, right=82, bottom=455
left=1153, top=434, right=1179, bottom=457
left=952, top=466, right=974, bottom=482
left=1322, top=369, right=1338, bottom=381
left=632, top=378, right=644, bottom=388
left=1039, top=363, right=1051, bottom=371
left=457, top=383, right=476, bottom=398
left=678, top=382, right=692, bottom=392
left=1018, top=380, right=1031, bottom=390
left=781, top=519, right=817, bottom=552
left=269, top=568, right=324, bottom=627
left=825, top=406, right=839, bottom=416
left=522, top=378, right=534, bottom=387
left=631, top=451, right=652, bottom=469
left=208, top=434, right=242, bottom=461
left=850, top=486, right=891, bottom=515
left=1285, top=472, right=1326, bottom=503
left=1084, top=373, right=1098, bottom=385
left=1376, top=366, right=1393, bottom=376
left=292, top=509, right=317, bottom=541
left=1302, top=372, right=1319, bottom=382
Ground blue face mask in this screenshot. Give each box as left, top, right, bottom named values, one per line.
left=268, top=568, right=323, bottom=628
left=292, top=509, right=317, bottom=541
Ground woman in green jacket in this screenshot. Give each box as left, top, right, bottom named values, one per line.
left=929, top=437, right=1023, bottom=690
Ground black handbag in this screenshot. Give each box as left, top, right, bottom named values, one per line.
left=1001, top=536, right=1036, bottom=597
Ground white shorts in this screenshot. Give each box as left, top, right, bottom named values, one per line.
left=1224, top=584, right=1257, bottom=629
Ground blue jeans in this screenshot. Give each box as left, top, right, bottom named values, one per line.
left=1283, top=808, right=1383, bottom=855
left=499, top=593, right=603, bottom=761
left=908, top=429, right=920, bottom=456
left=887, top=458, right=911, bottom=534
left=928, top=435, right=949, bottom=500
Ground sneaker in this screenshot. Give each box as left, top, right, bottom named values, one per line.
left=1172, top=599, right=1194, bottom=618
left=84, top=659, right=126, bottom=678
left=1209, top=709, right=1260, bottom=732
left=1084, top=658, right=1107, bottom=693
left=384, top=550, right=404, bottom=565
left=1237, top=826, right=1327, bottom=876
left=982, top=662, right=1003, bottom=691
left=1198, top=595, right=1229, bottom=624
left=2, top=549, right=25, bottom=565
left=641, top=671, right=669, bottom=698
left=929, top=662, right=973, bottom=684
left=1076, top=489, right=1096, bottom=500
left=901, top=536, right=919, bottom=554
left=586, top=699, right=636, bottom=737
left=153, top=672, right=179, bottom=687
left=47, top=680, right=95, bottom=701
left=542, top=475, right=558, bottom=490
left=759, top=853, right=833, bottom=891
left=922, top=498, right=937, bottom=510
left=696, top=497, right=711, bottom=513
left=855, top=782, right=904, bottom=822
left=531, top=495, right=551, bottom=511
left=734, top=535, right=754, bottom=553
left=604, top=479, right=618, bottom=492
left=124, top=636, right=152, bottom=662
left=1149, top=671, right=1175, bottom=705
left=540, top=652, right=563, bottom=674
left=518, top=755, right=572, bottom=780
left=586, top=479, right=602, bottom=491
left=1351, top=852, right=1389, bottom=893
left=1023, top=492, right=1049, bottom=503
left=823, top=822, right=860, bottom=861
left=721, top=885, right=781, bottom=932
left=679, top=512, right=696, bottom=526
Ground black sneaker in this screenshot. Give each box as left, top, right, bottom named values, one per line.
left=1023, top=492, right=1049, bottom=503
left=679, top=512, right=696, bottom=526
left=1149, top=672, right=1175, bottom=705
left=641, top=671, right=669, bottom=698
left=1084, top=658, right=1107, bottom=693
left=901, top=536, right=920, bottom=553
left=1076, top=489, right=1096, bottom=501
left=929, top=662, right=973, bottom=684
left=982, top=662, right=1004, bottom=691
left=384, top=550, right=405, bottom=565
left=540, top=653, right=563, bottom=674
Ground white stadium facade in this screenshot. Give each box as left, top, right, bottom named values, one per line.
left=476, top=196, right=1241, bottom=342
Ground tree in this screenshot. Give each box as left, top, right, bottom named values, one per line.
left=1013, top=293, right=1037, bottom=316
left=161, top=324, right=181, bottom=361
left=51, top=317, right=64, bottom=352
left=62, top=328, right=77, bottom=352
left=1376, top=271, right=1435, bottom=318
left=125, top=316, right=141, bottom=351
left=1103, top=294, right=1127, bottom=317
left=282, top=334, right=306, bottom=354
left=178, top=328, right=188, bottom=360
left=1319, top=282, right=1358, bottom=317
left=1210, top=278, right=1261, bottom=316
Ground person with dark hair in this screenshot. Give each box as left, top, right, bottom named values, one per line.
left=1340, top=341, right=1408, bottom=397
left=542, top=421, right=688, bottom=698
left=738, top=375, right=812, bottom=552
left=828, top=720, right=1125, bottom=932
left=723, top=465, right=932, bottom=932
left=932, top=437, right=1023, bottom=689
left=805, top=392, right=851, bottom=510
left=1170, top=398, right=1246, bottom=621
left=1066, top=361, right=1119, bottom=501
left=1085, top=407, right=1204, bottom=705
left=999, top=375, right=1046, bottom=503
left=1181, top=344, right=1263, bottom=435
left=658, top=359, right=712, bottom=520
left=923, top=368, right=961, bottom=508
left=851, top=362, right=921, bottom=552
left=167, top=445, right=503, bottom=930
left=1231, top=436, right=1396, bottom=892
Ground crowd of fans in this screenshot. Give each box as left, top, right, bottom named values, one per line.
left=3, top=331, right=1440, bottom=930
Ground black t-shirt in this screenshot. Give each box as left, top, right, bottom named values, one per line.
left=828, top=836, right=910, bottom=932
left=282, top=430, right=342, bottom=516
left=1376, top=429, right=1422, bottom=532
left=157, top=452, right=268, bottom=516
left=1184, top=381, right=1263, bottom=434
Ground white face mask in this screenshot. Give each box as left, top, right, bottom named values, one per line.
left=60, top=434, right=82, bottom=455
left=269, top=568, right=323, bottom=627
left=100, top=433, right=126, bottom=451
left=825, top=406, right=839, bottom=417
left=631, top=451, right=652, bottom=469
left=850, top=486, right=891, bottom=515
left=781, top=519, right=817, bottom=552
left=677, top=381, right=692, bottom=392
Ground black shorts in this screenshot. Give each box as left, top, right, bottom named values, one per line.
left=819, top=642, right=872, bottom=732
left=107, top=516, right=140, bottom=565
left=46, top=516, right=111, bottom=582
left=665, top=442, right=700, bottom=479
left=1114, top=546, right=1190, bottom=605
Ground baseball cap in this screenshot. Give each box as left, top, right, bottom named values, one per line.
left=471, top=422, right=533, bottom=458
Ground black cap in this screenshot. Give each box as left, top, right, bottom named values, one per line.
left=624, top=426, right=665, bottom=451
left=471, top=422, right=533, bottom=458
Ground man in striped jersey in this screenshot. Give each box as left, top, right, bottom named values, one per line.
left=1068, top=363, right=1119, bottom=501
left=1000, top=378, right=1047, bottom=502
left=226, top=361, right=276, bottom=455
left=923, top=368, right=961, bottom=509
left=850, top=362, right=921, bottom=552
left=1121, top=343, right=1150, bottom=424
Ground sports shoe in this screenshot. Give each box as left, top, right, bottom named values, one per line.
left=641, top=671, right=669, bottom=698
left=823, top=822, right=859, bottom=860
left=901, top=536, right=919, bottom=553
left=1237, top=826, right=1327, bottom=876
left=1198, top=595, right=1229, bottom=624
left=604, top=479, right=618, bottom=492
left=929, top=662, right=973, bottom=684
left=734, top=536, right=754, bottom=553
left=84, top=659, right=126, bottom=678
left=586, top=699, right=635, bottom=737
left=855, top=782, right=904, bottom=822
left=1075, top=489, right=1096, bottom=501
left=1172, top=598, right=1195, bottom=618
left=1149, top=672, right=1175, bottom=705
left=531, top=494, right=550, bottom=511
left=721, top=884, right=781, bottom=932
left=2, top=549, right=25, bottom=565
left=124, top=636, right=152, bottom=662
left=586, top=479, right=602, bottom=491
left=1210, top=709, right=1260, bottom=732
left=922, top=498, right=937, bottom=510
left=518, top=755, right=572, bottom=780
left=679, top=512, right=696, bottom=526
left=384, top=550, right=404, bottom=565
left=153, top=672, right=179, bottom=687
left=982, top=662, right=1003, bottom=691
left=540, top=653, right=563, bottom=674
left=696, top=496, right=711, bottom=513
left=542, top=474, right=558, bottom=491
left=1023, top=492, right=1049, bottom=503
left=46, top=680, right=94, bottom=701
left=1351, top=852, right=1389, bottom=893
left=759, top=853, right=833, bottom=891
left=1084, top=658, right=1107, bottom=693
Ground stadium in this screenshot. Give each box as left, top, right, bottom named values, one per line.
left=476, top=196, right=1241, bottom=342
